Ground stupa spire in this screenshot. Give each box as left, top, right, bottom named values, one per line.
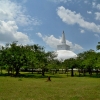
left=57, top=31, right=70, bottom=50
left=61, top=31, right=66, bottom=44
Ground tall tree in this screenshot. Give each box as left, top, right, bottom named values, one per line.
left=1, top=42, right=28, bottom=76
left=27, top=44, right=47, bottom=76
left=77, top=50, right=97, bottom=76
left=96, top=42, right=100, bottom=50
left=64, top=58, right=77, bottom=77
left=0, top=49, right=3, bottom=74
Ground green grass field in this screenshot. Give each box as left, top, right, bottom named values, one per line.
left=0, top=74, right=100, bottom=100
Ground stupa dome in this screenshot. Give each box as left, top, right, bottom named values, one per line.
left=55, top=31, right=77, bottom=61
left=56, top=50, right=77, bottom=61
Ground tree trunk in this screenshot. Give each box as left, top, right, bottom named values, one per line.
left=32, top=68, right=33, bottom=74
left=83, top=69, right=86, bottom=76
left=0, top=66, right=2, bottom=74
left=42, top=68, right=45, bottom=76
left=15, top=67, right=20, bottom=76
left=71, top=67, right=74, bottom=77
left=11, top=67, right=14, bottom=77
left=67, top=69, right=68, bottom=77
left=88, top=67, right=92, bottom=76
left=55, top=69, right=57, bottom=74
left=46, top=76, right=51, bottom=81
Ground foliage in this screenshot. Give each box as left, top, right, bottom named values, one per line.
left=96, top=42, right=100, bottom=50
left=0, top=42, right=57, bottom=76
left=1, top=41, right=100, bottom=77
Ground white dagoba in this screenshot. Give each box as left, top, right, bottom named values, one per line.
left=55, top=31, right=77, bottom=61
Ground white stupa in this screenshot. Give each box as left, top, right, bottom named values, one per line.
left=55, top=31, right=77, bottom=61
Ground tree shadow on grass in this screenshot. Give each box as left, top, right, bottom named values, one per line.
left=0, top=72, right=64, bottom=78
left=75, top=74, right=100, bottom=78
left=0, top=73, right=9, bottom=77
left=0, top=72, right=100, bottom=78
left=0, top=73, right=45, bottom=78
left=17, top=73, right=65, bottom=78
left=18, top=74, right=47, bottom=78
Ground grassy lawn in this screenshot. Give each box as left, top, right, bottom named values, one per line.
left=0, top=74, right=100, bottom=100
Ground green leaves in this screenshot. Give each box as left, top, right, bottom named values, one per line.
left=96, top=42, right=100, bottom=50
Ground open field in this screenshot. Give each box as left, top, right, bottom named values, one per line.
left=0, top=74, right=100, bottom=100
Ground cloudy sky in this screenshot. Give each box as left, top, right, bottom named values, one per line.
left=0, top=0, right=100, bottom=54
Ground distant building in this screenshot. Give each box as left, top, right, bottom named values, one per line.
left=55, top=31, right=77, bottom=61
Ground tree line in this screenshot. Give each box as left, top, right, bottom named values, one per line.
left=0, top=42, right=58, bottom=76
left=0, top=42, right=100, bottom=77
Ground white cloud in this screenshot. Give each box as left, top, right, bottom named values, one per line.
left=57, top=6, right=100, bottom=33
left=37, top=32, right=42, bottom=38
left=95, top=12, right=100, bottom=20
left=94, top=34, right=100, bottom=38
left=96, top=4, right=100, bottom=10
left=80, top=29, right=85, bottom=33
left=0, top=0, right=41, bottom=26
left=87, top=11, right=92, bottom=14
left=84, top=0, right=88, bottom=4
left=37, top=32, right=59, bottom=49
left=92, top=2, right=96, bottom=8
left=36, top=32, right=83, bottom=51
left=92, top=2, right=100, bottom=10
left=0, top=21, right=30, bottom=44
left=0, top=0, right=38, bottom=45
left=72, top=44, right=83, bottom=51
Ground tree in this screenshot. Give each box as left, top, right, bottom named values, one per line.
left=48, top=59, right=61, bottom=74
left=94, top=52, right=100, bottom=75
left=96, top=42, right=100, bottom=50
left=1, top=42, right=28, bottom=76
left=36, top=50, right=58, bottom=76
left=77, top=50, right=97, bottom=76
left=46, top=51, right=59, bottom=74
left=0, top=49, right=3, bottom=74
left=64, top=58, right=77, bottom=77
left=26, top=45, right=37, bottom=74
left=26, top=44, right=47, bottom=76
left=76, top=54, right=85, bottom=76
left=0, top=45, right=11, bottom=74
